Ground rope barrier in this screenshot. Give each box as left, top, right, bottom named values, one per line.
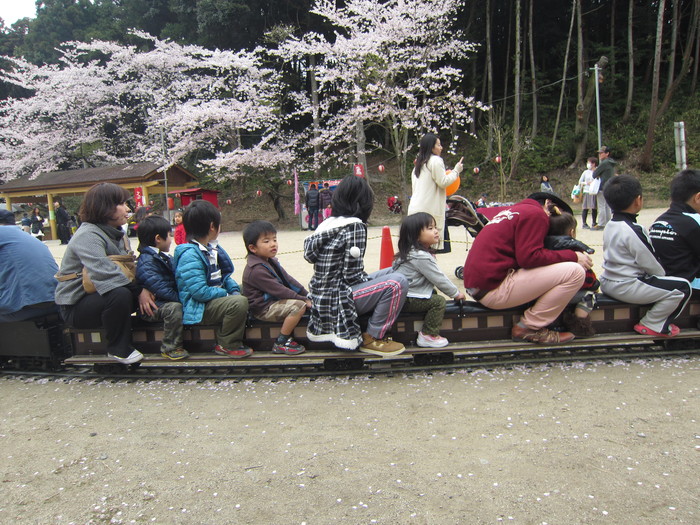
left=50, top=235, right=606, bottom=263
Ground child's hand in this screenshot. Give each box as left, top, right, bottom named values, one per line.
left=139, top=289, right=158, bottom=317
left=305, top=299, right=312, bottom=309
left=454, top=292, right=467, bottom=301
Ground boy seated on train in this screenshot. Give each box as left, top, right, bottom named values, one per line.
left=135, top=216, right=189, bottom=361
left=242, top=220, right=310, bottom=355
left=648, top=169, right=700, bottom=291
left=173, top=200, right=251, bottom=358
left=599, top=175, right=691, bottom=338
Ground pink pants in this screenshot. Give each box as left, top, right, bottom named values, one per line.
left=480, top=262, right=585, bottom=329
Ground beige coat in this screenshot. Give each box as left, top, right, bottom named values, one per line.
left=407, top=155, right=462, bottom=249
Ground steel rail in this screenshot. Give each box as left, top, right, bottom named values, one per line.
left=3, top=340, right=699, bottom=382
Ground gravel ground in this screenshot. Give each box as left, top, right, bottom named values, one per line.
left=1, top=357, right=698, bottom=524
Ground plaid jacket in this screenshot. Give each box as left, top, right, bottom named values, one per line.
left=303, top=216, right=368, bottom=349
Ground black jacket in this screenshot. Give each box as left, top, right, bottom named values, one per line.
left=305, top=188, right=319, bottom=208
left=649, top=202, right=700, bottom=282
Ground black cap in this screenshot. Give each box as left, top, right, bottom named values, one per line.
left=0, top=209, right=16, bottom=225
left=526, top=192, right=574, bottom=216
left=598, top=145, right=611, bottom=154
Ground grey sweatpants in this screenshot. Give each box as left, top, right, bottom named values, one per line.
left=352, top=268, right=408, bottom=339
left=600, top=275, right=691, bottom=333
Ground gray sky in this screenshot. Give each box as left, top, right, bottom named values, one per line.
left=1, top=0, right=36, bottom=26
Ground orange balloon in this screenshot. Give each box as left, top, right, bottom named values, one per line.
left=445, top=170, right=460, bottom=196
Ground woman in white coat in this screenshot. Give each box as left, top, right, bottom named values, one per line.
left=407, top=133, right=463, bottom=252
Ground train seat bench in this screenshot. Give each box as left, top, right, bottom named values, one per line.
left=64, top=295, right=700, bottom=356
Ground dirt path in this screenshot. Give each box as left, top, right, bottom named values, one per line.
left=1, top=357, right=698, bottom=524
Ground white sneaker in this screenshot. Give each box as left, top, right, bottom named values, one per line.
left=417, top=331, right=449, bottom=348
left=107, top=349, right=144, bottom=364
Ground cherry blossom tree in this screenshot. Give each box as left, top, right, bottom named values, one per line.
left=273, top=0, right=488, bottom=196
left=0, top=32, right=294, bottom=186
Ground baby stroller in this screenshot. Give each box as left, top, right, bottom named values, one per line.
left=445, top=195, right=489, bottom=280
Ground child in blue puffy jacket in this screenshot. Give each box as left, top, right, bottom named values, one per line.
left=136, top=215, right=189, bottom=360
left=174, top=201, right=251, bottom=358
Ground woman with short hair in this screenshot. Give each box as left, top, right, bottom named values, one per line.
left=55, top=183, right=156, bottom=364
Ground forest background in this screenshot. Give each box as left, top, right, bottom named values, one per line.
left=1, top=0, right=699, bottom=225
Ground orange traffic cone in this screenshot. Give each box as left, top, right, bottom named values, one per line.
left=379, top=226, right=394, bottom=269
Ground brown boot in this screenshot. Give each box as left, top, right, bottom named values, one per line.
left=562, top=311, right=596, bottom=338
left=360, top=333, right=405, bottom=357
left=511, top=323, right=575, bottom=344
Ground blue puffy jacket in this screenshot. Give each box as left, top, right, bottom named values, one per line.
left=173, top=242, right=240, bottom=325
left=136, top=245, right=179, bottom=306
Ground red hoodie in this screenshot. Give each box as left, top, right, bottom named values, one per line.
left=174, top=223, right=186, bottom=245
left=463, top=199, right=577, bottom=292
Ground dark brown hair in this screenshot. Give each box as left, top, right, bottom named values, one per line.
left=413, top=133, right=439, bottom=178
left=79, top=183, right=130, bottom=224
left=548, top=212, right=577, bottom=236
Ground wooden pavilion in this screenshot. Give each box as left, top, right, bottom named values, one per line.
left=0, top=162, right=198, bottom=239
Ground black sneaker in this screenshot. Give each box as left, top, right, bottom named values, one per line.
left=272, top=338, right=306, bottom=355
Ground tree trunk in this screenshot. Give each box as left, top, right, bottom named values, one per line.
left=640, top=0, right=667, bottom=171
left=510, top=0, right=522, bottom=180
left=528, top=0, right=538, bottom=140
left=354, top=91, right=367, bottom=177
left=623, top=0, right=634, bottom=122
left=666, top=0, right=679, bottom=92
left=309, top=55, right=321, bottom=178
left=609, top=0, right=616, bottom=95
left=692, top=17, right=700, bottom=93
left=576, top=0, right=584, bottom=115
left=387, top=117, right=410, bottom=205
left=501, top=6, right=513, bottom=122
left=572, top=56, right=609, bottom=166
left=572, top=0, right=592, bottom=165
left=268, top=181, right=286, bottom=220
left=657, top=2, right=700, bottom=119
left=486, top=0, right=494, bottom=158
left=551, top=0, right=577, bottom=150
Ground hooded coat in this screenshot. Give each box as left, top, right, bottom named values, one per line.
left=303, top=216, right=368, bottom=349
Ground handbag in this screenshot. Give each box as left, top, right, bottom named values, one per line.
left=589, top=177, right=601, bottom=195
left=571, top=184, right=582, bottom=203
left=81, top=255, right=136, bottom=294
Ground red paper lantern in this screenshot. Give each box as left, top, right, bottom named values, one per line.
left=256, top=190, right=263, bottom=197
left=226, top=199, right=232, bottom=205
left=286, top=179, right=293, bottom=186
left=494, top=156, right=502, bottom=164
left=378, top=164, right=385, bottom=173
left=473, top=167, right=480, bottom=174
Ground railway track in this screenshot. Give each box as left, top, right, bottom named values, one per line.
left=4, top=332, right=700, bottom=382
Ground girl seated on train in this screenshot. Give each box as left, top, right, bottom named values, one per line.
left=303, top=175, right=408, bottom=357
left=392, top=212, right=466, bottom=348
left=545, top=210, right=599, bottom=337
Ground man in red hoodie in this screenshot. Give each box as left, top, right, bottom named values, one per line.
left=463, top=193, right=592, bottom=344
